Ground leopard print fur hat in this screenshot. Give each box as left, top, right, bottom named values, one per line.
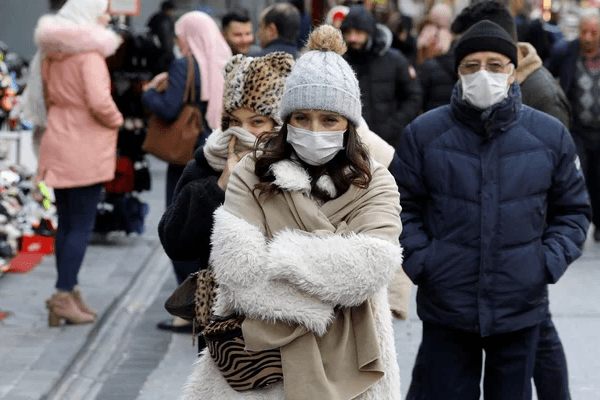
left=220, top=51, right=294, bottom=131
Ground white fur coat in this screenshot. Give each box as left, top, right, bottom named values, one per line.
left=181, top=158, right=403, bottom=400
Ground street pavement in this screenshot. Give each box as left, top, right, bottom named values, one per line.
left=1, top=156, right=599, bottom=400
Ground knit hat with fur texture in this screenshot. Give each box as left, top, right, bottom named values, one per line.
left=454, top=20, right=518, bottom=72
left=221, top=51, right=294, bottom=131
left=279, top=24, right=361, bottom=126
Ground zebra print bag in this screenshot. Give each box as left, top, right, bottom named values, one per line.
left=202, top=314, right=283, bottom=391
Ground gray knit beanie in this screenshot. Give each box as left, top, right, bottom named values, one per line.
left=279, top=25, right=362, bottom=127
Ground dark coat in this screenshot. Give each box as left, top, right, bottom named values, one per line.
left=249, top=38, right=298, bottom=59
left=545, top=39, right=579, bottom=102
left=158, top=147, right=224, bottom=265
left=418, top=44, right=457, bottom=113
left=545, top=39, right=598, bottom=136
left=391, top=34, right=417, bottom=66
left=397, top=82, right=590, bottom=337
left=297, top=13, right=312, bottom=49
left=344, top=19, right=423, bottom=151
left=141, top=57, right=208, bottom=126
left=147, top=11, right=175, bottom=72
left=520, top=65, right=571, bottom=128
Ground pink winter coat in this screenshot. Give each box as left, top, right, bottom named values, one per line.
left=35, top=16, right=123, bottom=188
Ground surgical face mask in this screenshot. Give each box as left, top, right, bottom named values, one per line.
left=460, top=67, right=513, bottom=110
left=286, top=124, right=345, bottom=166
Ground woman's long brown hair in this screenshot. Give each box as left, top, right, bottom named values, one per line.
left=253, top=115, right=372, bottom=201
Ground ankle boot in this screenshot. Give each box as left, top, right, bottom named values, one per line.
left=46, top=291, right=95, bottom=327
left=72, top=286, right=97, bottom=317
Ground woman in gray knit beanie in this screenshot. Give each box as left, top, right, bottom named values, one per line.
left=254, top=24, right=371, bottom=200
left=180, top=24, right=404, bottom=400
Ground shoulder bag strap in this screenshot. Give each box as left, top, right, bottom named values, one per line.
left=183, top=55, right=196, bottom=104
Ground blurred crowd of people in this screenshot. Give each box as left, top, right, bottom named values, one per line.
left=5, top=0, right=600, bottom=399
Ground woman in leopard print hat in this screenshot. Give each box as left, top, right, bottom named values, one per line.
left=157, top=51, right=294, bottom=333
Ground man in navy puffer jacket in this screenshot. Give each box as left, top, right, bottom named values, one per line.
left=397, top=20, right=590, bottom=400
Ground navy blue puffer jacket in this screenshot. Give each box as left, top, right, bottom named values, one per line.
left=397, top=82, right=590, bottom=337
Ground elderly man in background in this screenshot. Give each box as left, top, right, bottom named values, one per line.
left=547, top=7, right=600, bottom=242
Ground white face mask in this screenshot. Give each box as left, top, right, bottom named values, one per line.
left=286, top=124, right=345, bottom=166
left=460, top=67, right=513, bottom=110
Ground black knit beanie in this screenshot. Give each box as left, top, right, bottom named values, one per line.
left=454, top=20, right=518, bottom=72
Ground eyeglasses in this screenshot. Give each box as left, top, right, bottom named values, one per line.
left=458, top=61, right=512, bottom=75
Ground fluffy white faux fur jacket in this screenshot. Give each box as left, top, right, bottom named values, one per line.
left=181, top=157, right=403, bottom=400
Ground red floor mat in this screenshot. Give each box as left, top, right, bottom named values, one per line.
left=5, top=252, right=46, bottom=273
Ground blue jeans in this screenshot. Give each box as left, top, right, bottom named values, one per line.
left=166, top=163, right=198, bottom=285
left=54, top=184, right=103, bottom=291
left=408, top=322, right=540, bottom=400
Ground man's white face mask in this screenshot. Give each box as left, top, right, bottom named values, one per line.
left=460, top=65, right=514, bottom=110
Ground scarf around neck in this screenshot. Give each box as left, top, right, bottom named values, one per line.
left=222, top=157, right=402, bottom=400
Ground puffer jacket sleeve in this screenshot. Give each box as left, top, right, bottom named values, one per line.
left=396, top=123, right=432, bottom=285
left=158, top=153, right=224, bottom=263
left=418, top=59, right=435, bottom=113
left=82, top=52, right=123, bottom=129
left=543, top=127, right=591, bottom=283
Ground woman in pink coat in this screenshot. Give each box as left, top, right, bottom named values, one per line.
left=33, top=0, right=123, bottom=326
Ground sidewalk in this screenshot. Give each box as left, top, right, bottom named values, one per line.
left=0, top=156, right=170, bottom=400
left=393, top=232, right=600, bottom=400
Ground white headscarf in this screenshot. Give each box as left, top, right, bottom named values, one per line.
left=21, top=0, right=109, bottom=128
left=58, top=0, right=108, bottom=25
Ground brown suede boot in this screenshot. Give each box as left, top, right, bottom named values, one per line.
left=46, top=291, right=95, bottom=327
left=72, top=285, right=97, bottom=317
